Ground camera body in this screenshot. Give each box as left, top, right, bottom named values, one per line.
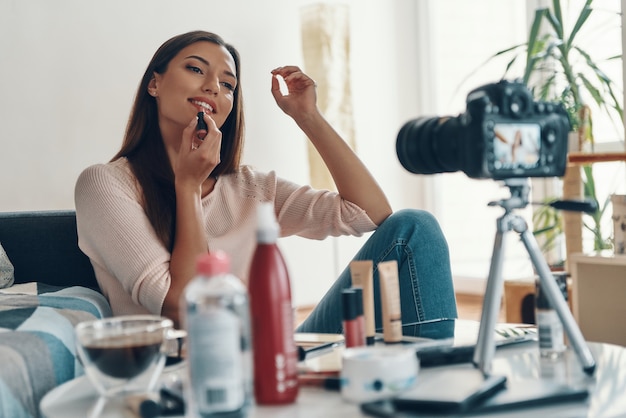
left=396, top=80, right=570, bottom=180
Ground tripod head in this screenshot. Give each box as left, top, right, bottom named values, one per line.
left=488, top=177, right=598, bottom=214
left=488, top=178, right=531, bottom=213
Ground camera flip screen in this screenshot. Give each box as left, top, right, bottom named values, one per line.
left=492, top=123, right=541, bottom=170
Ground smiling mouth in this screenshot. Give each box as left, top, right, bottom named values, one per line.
left=190, top=100, right=215, bottom=113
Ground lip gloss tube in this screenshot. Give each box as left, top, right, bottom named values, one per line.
left=352, top=287, right=366, bottom=346
left=342, top=289, right=365, bottom=348
left=349, top=261, right=375, bottom=345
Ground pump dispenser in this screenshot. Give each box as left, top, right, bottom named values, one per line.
left=248, top=202, right=299, bottom=404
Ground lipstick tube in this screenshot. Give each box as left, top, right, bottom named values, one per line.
left=196, top=112, right=208, bottom=140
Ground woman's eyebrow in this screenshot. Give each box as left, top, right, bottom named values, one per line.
left=185, top=55, right=237, bottom=80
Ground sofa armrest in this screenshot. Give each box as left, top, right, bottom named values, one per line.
left=0, top=284, right=111, bottom=418
left=0, top=211, right=99, bottom=291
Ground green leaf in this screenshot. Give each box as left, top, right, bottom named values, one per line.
left=495, top=43, right=527, bottom=56
left=575, top=46, right=624, bottom=121
left=548, top=0, right=564, bottom=40
left=524, top=8, right=549, bottom=83
left=567, top=5, right=592, bottom=48
left=578, top=73, right=603, bottom=107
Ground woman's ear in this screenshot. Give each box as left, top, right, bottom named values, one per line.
left=148, top=75, right=158, bottom=97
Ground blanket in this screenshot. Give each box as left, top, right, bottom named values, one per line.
left=0, top=283, right=111, bottom=418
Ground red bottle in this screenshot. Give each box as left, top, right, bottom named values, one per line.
left=248, top=202, right=299, bottom=404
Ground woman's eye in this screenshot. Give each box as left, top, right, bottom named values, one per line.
left=186, top=65, right=203, bottom=74
left=221, top=82, right=235, bottom=91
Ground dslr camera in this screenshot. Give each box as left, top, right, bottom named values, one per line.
left=396, top=80, right=570, bottom=180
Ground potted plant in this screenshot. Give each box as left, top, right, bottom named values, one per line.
left=479, top=0, right=623, bottom=255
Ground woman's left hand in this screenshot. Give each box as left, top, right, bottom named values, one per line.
left=271, top=66, right=318, bottom=119
left=269, top=67, right=392, bottom=225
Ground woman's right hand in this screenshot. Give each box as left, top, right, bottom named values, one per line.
left=166, top=112, right=220, bottom=325
left=173, top=112, right=222, bottom=190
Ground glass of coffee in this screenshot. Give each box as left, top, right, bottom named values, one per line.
left=75, top=315, right=174, bottom=399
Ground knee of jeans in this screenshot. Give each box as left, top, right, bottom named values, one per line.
left=385, top=208, right=439, bottom=230
left=381, top=209, right=446, bottom=242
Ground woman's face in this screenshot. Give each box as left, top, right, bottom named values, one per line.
left=149, top=41, right=237, bottom=137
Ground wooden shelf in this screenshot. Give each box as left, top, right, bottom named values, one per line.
left=568, top=151, right=626, bottom=165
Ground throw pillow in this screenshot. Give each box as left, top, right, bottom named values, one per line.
left=0, top=242, right=15, bottom=289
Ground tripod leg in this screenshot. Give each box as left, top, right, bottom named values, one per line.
left=519, top=228, right=596, bottom=375
left=473, top=218, right=508, bottom=376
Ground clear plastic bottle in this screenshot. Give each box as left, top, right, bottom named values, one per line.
left=181, top=251, right=253, bottom=417
left=248, top=202, right=299, bottom=404
left=535, top=277, right=566, bottom=359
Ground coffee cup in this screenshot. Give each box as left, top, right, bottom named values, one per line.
left=75, top=315, right=174, bottom=398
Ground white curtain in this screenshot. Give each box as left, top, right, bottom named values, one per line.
left=300, top=3, right=355, bottom=190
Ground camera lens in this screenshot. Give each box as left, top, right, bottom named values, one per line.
left=396, top=116, right=464, bottom=175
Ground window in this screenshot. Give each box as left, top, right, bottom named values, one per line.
left=413, top=0, right=624, bottom=292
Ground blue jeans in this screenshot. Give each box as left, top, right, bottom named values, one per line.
left=296, top=209, right=458, bottom=338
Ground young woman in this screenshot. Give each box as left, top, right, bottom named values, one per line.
left=75, top=30, right=457, bottom=334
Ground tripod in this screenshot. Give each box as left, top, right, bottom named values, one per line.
left=383, top=178, right=596, bottom=412
left=473, top=178, right=596, bottom=376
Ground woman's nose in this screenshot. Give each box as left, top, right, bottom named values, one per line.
left=203, top=77, right=220, bottom=95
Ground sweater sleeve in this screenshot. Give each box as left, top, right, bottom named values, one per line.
left=74, top=161, right=170, bottom=315
left=271, top=172, right=378, bottom=239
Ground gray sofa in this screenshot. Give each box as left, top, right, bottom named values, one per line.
left=0, top=210, right=99, bottom=290
left=0, top=210, right=111, bottom=418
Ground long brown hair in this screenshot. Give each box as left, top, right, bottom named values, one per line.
left=112, top=31, right=245, bottom=250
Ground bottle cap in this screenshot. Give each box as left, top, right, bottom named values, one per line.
left=535, top=273, right=569, bottom=310
left=535, top=279, right=549, bottom=309
left=352, top=286, right=364, bottom=316
left=342, top=289, right=359, bottom=321
left=256, top=202, right=280, bottom=243
left=196, top=251, right=230, bottom=276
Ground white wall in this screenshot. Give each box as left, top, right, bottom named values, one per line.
left=424, top=0, right=537, bottom=286
left=7, top=1, right=619, bottom=307
left=0, top=0, right=422, bottom=306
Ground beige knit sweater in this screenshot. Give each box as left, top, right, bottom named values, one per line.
left=74, top=157, right=376, bottom=316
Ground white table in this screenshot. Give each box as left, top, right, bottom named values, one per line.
left=41, top=339, right=626, bottom=417
left=39, top=374, right=362, bottom=418
left=362, top=341, right=626, bottom=417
